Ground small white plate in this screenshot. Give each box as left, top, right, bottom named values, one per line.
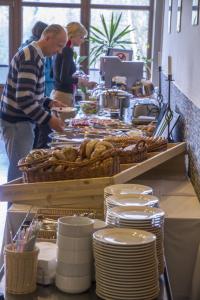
left=104, top=184, right=153, bottom=196
left=108, top=206, right=165, bottom=220
left=106, top=194, right=159, bottom=208
left=93, top=228, right=156, bottom=246
left=52, top=107, right=77, bottom=113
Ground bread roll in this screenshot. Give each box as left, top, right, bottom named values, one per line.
left=62, top=147, right=78, bottom=162
left=80, top=140, right=90, bottom=159
left=91, top=145, right=107, bottom=158
left=86, top=139, right=99, bottom=158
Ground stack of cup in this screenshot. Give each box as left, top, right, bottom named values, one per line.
left=56, top=216, right=94, bottom=294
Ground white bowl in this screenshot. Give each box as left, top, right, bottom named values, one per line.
left=57, top=234, right=92, bottom=250
left=57, top=248, right=92, bottom=264
left=56, top=273, right=91, bottom=294
left=58, top=216, right=94, bottom=237
left=93, top=219, right=107, bottom=233
left=56, top=261, right=91, bottom=277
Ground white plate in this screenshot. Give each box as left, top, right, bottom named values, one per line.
left=95, top=261, right=158, bottom=272
left=94, top=247, right=157, bottom=258
left=104, top=184, right=153, bottom=196
left=106, top=194, right=159, bottom=207
left=96, top=276, right=158, bottom=289
left=93, top=239, right=156, bottom=249
left=96, top=284, right=159, bottom=297
left=107, top=206, right=165, bottom=220
left=93, top=228, right=156, bottom=246
left=52, top=107, right=77, bottom=113
left=96, top=269, right=157, bottom=280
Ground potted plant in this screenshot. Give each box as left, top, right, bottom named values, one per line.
left=89, top=12, right=135, bottom=66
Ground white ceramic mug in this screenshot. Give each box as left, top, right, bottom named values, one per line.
left=57, top=234, right=92, bottom=250
left=57, top=248, right=92, bottom=264
left=56, top=273, right=91, bottom=294
left=56, top=261, right=91, bottom=277
left=58, top=216, right=94, bottom=237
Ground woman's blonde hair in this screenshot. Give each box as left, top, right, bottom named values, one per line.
left=66, top=22, right=88, bottom=39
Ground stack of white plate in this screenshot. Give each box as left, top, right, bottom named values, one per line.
left=106, top=206, right=165, bottom=275
left=104, top=184, right=153, bottom=219
left=56, top=216, right=94, bottom=294
left=91, top=219, right=108, bottom=282
left=93, top=228, right=159, bottom=300
left=105, top=193, right=159, bottom=218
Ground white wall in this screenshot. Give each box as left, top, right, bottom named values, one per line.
left=151, top=0, right=164, bottom=86
left=162, top=0, right=200, bottom=108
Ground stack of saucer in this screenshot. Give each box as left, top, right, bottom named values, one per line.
left=93, top=228, right=159, bottom=300
left=105, top=193, right=159, bottom=218
left=104, top=184, right=153, bottom=218
left=104, top=184, right=153, bottom=199
left=56, top=216, right=94, bottom=294
left=106, top=206, right=165, bottom=275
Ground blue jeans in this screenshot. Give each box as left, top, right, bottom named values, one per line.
left=0, top=120, right=35, bottom=182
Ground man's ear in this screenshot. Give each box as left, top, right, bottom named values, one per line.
left=44, top=34, right=52, bottom=42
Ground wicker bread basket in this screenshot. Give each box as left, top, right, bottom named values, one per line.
left=36, top=207, right=98, bottom=240
left=18, top=150, right=120, bottom=183
left=104, top=136, right=167, bottom=153
left=117, top=140, right=148, bottom=164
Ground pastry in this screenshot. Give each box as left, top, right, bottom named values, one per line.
left=62, top=147, right=78, bottom=162
left=85, top=139, right=99, bottom=158
left=91, top=145, right=107, bottom=158
left=80, top=139, right=90, bottom=159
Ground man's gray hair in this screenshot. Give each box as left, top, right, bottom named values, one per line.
left=42, top=24, right=65, bottom=37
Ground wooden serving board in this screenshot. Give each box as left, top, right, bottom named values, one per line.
left=115, top=142, right=186, bottom=183
left=0, top=143, right=186, bottom=213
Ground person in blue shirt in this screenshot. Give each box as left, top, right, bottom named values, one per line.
left=20, top=21, right=54, bottom=97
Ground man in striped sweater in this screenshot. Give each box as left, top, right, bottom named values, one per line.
left=0, top=24, right=67, bottom=181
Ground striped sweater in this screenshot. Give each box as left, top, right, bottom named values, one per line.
left=0, top=42, right=51, bottom=124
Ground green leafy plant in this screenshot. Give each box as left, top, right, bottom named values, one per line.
left=73, top=51, right=87, bottom=67
left=136, top=46, right=152, bottom=79
left=89, top=12, right=135, bottom=66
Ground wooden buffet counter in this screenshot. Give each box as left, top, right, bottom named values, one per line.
left=0, top=143, right=186, bottom=219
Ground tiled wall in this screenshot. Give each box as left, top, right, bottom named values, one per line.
left=162, top=74, right=200, bottom=198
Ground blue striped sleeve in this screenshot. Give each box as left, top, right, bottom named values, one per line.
left=16, top=61, right=51, bottom=124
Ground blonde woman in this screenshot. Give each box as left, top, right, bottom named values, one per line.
left=51, top=22, right=96, bottom=107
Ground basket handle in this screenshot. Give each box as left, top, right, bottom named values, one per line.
left=135, top=140, right=146, bottom=152
left=18, top=153, right=50, bottom=168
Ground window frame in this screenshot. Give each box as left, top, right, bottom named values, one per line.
left=1, top=0, right=154, bottom=72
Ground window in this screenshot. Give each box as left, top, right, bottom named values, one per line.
left=0, top=5, right=9, bottom=84
left=22, top=7, right=80, bottom=44
left=23, top=0, right=80, bottom=3
left=90, top=9, right=149, bottom=65
left=91, top=0, right=150, bottom=5
left=0, top=6, right=9, bottom=65
left=0, top=0, right=154, bottom=84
